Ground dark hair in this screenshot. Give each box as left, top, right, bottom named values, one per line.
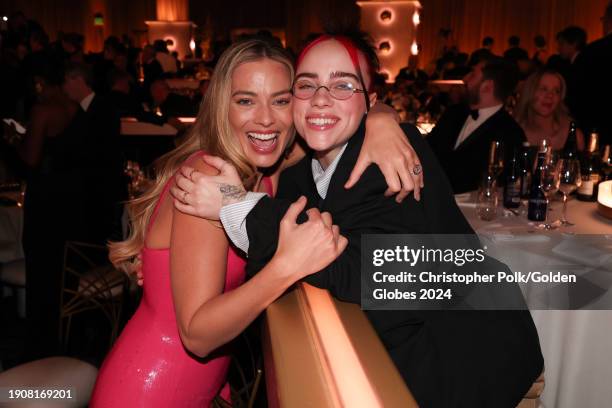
left=320, top=24, right=380, bottom=75
left=107, top=69, right=131, bottom=88
left=483, top=36, right=494, bottom=47
left=153, top=39, right=168, bottom=53
left=556, top=26, right=587, bottom=50
left=508, top=36, right=520, bottom=46
left=534, top=35, right=546, bottom=48
left=62, top=32, right=83, bottom=50
left=481, top=56, right=519, bottom=102
left=30, top=30, right=49, bottom=47
left=64, top=63, right=94, bottom=88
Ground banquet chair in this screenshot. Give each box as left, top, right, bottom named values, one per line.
left=0, top=258, right=25, bottom=318
left=213, top=329, right=264, bottom=408
left=517, top=372, right=545, bottom=408
left=0, top=356, right=97, bottom=407
left=59, top=241, right=131, bottom=352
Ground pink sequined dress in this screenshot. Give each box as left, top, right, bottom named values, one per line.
left=91, top=152, right=273, bottom=407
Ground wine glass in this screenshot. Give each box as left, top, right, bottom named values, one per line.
left=555, top=158, right=582, bottom=226
left=542, top=151, right=560, bottom=198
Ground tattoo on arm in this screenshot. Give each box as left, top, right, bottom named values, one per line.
left=219, top=183, right=247, bottom=205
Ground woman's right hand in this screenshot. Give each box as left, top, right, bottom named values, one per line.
left=273, top=196, right=348, bottom=280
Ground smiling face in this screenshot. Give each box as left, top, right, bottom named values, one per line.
left=531, top=73, right=561, bottom=117
left=292, top=39, right=376, bottom=168
left=229, top=58, right=293, bottom=169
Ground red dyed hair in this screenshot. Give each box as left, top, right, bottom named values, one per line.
left=296, top=34, right=374, bottom=91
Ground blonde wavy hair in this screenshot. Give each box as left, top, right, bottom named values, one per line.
left=110, top=38, right=295, bottom=274
left=514, top=69, right=568, bottom=131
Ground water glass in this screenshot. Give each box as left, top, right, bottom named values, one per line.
left=477, top=185, right=498, bottom=221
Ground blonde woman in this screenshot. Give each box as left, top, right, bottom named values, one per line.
left=90, top=38, right=421, bottom=407
left=515, top=69, right=585, bottom=150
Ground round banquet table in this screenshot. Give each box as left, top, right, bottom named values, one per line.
left=457, top=192, right=612, bottom=408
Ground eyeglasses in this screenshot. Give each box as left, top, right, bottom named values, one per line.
left=292, top=79, right=366, bottom=101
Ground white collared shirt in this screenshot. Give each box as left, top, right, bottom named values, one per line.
left=80, top=92, right=95, bottom=112
left=220, top=144, right=349, bottom=254
left=454, top=104, right=503, bottom=149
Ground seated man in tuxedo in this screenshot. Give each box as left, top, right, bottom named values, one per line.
left=173, top=33, right=543, bottom=407
left=427, top=55, right=526, bottom=193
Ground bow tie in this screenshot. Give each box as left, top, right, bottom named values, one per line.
left=469, top=109, right=480, bottom=120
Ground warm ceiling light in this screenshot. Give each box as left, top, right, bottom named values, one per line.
left=2, top=16, right=8, bottom=22
left=380, top=9, right=392, bottom=23
left=412, top=11, right=420, bottom=26
left=411, top=41, right=419, bottom=55
left=189, top=39, right=196, bottom=52
left=379, top=41, right=391, bottom=53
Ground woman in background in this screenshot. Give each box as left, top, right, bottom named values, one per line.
left=515, top=69, right=584, bottom=150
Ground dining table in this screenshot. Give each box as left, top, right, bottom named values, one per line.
left=457, top=191, right=612, bottom=408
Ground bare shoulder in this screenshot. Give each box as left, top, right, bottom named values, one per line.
left=184, top=153, right=222, bottom=177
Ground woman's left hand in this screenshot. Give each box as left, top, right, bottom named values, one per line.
left=346, top=103, right=424, bottom=202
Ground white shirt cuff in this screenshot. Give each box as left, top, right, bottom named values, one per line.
left=219, top=192, right=268, bottom=254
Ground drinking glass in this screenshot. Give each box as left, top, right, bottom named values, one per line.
left=488, top=141, right=504, bottom=179
left=477, top=174, right=498, bottom=221
left=555, top=158, right=582, bottom=226
left=542, top=151, right=560, bottom=198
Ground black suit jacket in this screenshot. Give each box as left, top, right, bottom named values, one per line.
left=427, top=104, right=526, bottom=193
left=68, top=95, right=127, bottom=242
left=503, top=47, right=529, bottom=64
left=572, top=34, right=612, bottom=145
left=245, top=120, right=543, bottom=407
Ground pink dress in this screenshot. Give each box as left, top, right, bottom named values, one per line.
left=91, top=152, right=273, bottom=407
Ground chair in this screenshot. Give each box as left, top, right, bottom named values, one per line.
left=0, top=356, right=97, bottom=407
left=517, top=372, right=545, bottom=408
left=0, top=259, right=25, bottom=318
left=59, top=241, right=131, bottom=352
left=213, top=329, right=264, bottom=408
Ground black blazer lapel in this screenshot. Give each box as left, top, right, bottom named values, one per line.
left=320, top=118, right=367, bottom=212
left=455, top=108, right=503, bottom=152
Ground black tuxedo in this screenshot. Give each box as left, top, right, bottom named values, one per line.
left=427, top=104, right=526, bottom=193
left=244, top=121, right=543, bottom=407
left=572, top=34, right=612, bottom=145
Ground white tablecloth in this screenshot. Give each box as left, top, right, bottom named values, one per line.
left=458, top=193, right=612, bottom=408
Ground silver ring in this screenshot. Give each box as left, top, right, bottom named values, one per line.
left=412, top=165, right=422, bottom=175
left=182, top=190, right=188, bottom=202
